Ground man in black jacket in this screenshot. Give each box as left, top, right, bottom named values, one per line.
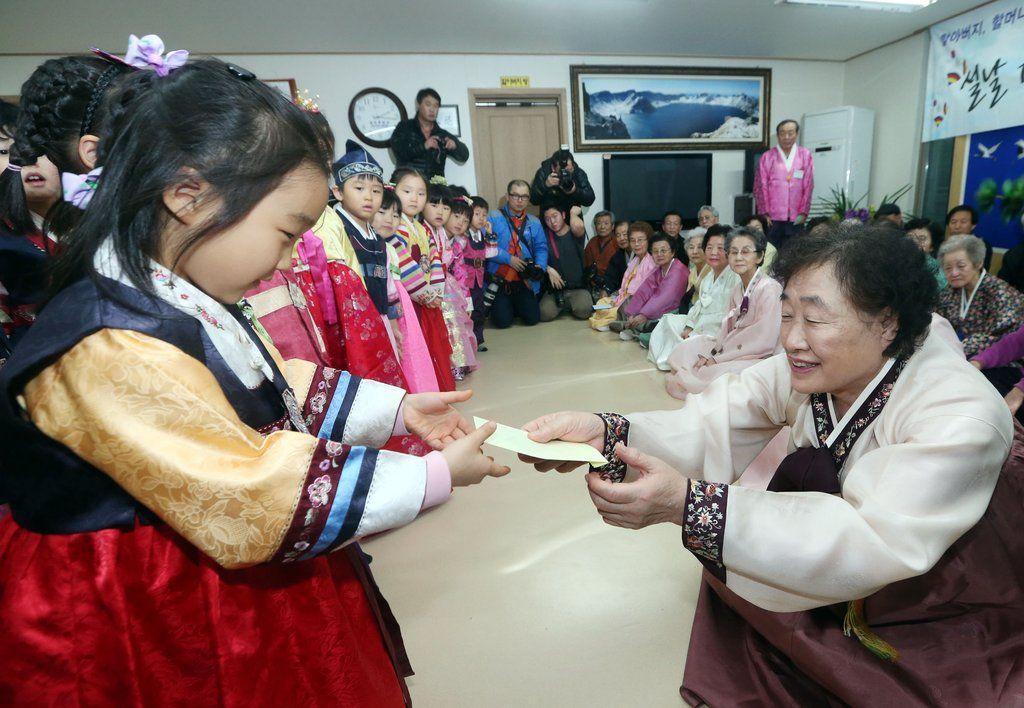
left=530, top=147, right=595, bottom=213
left=390, top=88, right=469, bottom=180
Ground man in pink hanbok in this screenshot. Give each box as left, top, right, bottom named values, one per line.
left=754, top=119, right=814, bottom=249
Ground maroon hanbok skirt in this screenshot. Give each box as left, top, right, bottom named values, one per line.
left=681, top=423, right=1024, bottom=706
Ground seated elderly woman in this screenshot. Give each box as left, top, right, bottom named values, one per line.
left=664, top=227, right=782, bottom=398
left=600, top=220, right=632, bottom=296
left=611, top=234, right=689, bottom=340
left=743, top=214, right=779, bottom=272
left=970, top=323, right=1024, bottom=422
left=903, top=217, right=946, bottom=288
left=937, top=234, right=1024, bottom=358
left=589, top=221, right=655, bottom=332
left=521, top=223, right=1021, bottom=706
left=645, top=224, right=740, bottom=369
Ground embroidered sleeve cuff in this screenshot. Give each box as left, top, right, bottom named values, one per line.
left=422, top=450, right=452, bottom=509
left=314, top=372, right=405, bottom=448
left=273, top=440, right=426, bottom=563
left=592, top=412, right=630, bottom=482
left=682, top=479, right=729, bottom=582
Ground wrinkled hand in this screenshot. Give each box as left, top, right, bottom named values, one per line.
left=586, top=444, right=688, bottom=529
left=510, top=256, right=527, bottom=273
left=519, top=411, right=604, bottom=473
left=626, top=314, right=646, bottom=329
left=547, top=267, right=565, bottom=290
left=1006, top=387, right=1024, bottom=416
left=443, top=421, right=511, bottom=486
left=403, top=390, right=474, bottom=450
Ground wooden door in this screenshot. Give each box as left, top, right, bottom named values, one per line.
left=469, top=89, right=567, bottom=215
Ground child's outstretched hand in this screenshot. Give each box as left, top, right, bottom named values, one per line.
left=442, top=421, right=510, bottom=486
left=403, top=390, right=474, bottom=450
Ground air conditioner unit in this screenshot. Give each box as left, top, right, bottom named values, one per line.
left=801, top=106, right=875, bottom=215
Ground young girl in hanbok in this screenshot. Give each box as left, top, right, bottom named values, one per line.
left=465, top=196, right=496, bottom=350
left=423, top=184, right=477, bottom=380
left=0, top=58, right=508, bottom=706
left=391, top=168, right=456, bottom=391
left=372, top=188, right=439, bottom=392
left=665, top=226, right=782, bottom=398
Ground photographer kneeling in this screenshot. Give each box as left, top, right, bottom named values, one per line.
left=484, top=180, right=548, bottom=329
left=539, top=204, right=594, bottom=322
left=530, top=147, right=596, bottom=213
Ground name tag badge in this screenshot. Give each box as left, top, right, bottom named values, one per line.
left=793, top=170, right=805, bottom=180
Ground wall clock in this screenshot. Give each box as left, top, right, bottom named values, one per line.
left=348, top=88, right=408, bottom=148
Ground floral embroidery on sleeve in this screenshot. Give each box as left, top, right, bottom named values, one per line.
left=592, top=412, right=630, bottom=482
left=682, top=479, right=729, bottom=581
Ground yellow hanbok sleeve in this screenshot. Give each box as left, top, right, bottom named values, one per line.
left=23, top=329, right=428, bottom=569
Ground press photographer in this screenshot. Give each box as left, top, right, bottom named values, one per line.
left=484, top=180, right=548, bottom=329
left=538, top=204, right=593, bottom=321
left=390, top=87, right=469, bottom=180
left=529, top=146, right=596, bottom=213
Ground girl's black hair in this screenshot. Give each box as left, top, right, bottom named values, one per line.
left=390, top=166, right=426, bottom=187
left=0, top=98, right=18, bottom=140
left=449, top=197, right=472, bottom=219
left=425, top=181, right=451, bottom=206
left=471, top=195, right=489, bottom=212
left=48, top=59, right=331, bottom=301
left=380, top=189, right=403, bottom=215
left=448, top=184, right=470, bottom=200
left=12, top=56, right=132, bottom=238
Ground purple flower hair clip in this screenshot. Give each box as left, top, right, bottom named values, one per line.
left=92, top=34, right=188, bottom=77
left=62, top=167, right=103, bottom=210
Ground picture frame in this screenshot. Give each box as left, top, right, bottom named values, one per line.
left=436, top=104, right=461, bottom=137
left=261, top=78, right=298, bottom=102
left=569, top=65, right=772, bottom=152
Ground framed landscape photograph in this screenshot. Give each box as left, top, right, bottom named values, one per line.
left=570, top=65, right=771, bottom=152
left=437, top=105, right=461, bottom=137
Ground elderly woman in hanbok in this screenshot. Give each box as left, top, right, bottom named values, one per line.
left=589, top=221, right=655, bottom=331
left=646, top=225, right=739, bottom=369
left=665, top=227, right=782, bottom=399
left=522, top=223, right=1023, bottom=706
left=937, top=234, right=1024, bottom=358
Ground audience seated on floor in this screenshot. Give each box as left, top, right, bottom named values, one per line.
left=937, top=234, right=1024, bottom=358
left=589, top=221, right=655, bottom=331
left=664, top=226, right=782, bottom=398
left=904, top=217, right=947, bottom=288
left=611, top=233, right=689, bottom=341
left=645, top=224, right=739, bottom=369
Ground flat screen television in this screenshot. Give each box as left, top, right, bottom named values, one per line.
left=602, top=154, right=712, bottom=227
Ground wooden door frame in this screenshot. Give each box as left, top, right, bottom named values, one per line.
left=467, top=87, right=570, bottom=202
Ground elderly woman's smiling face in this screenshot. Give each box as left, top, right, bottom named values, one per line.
left=780, top=264, right=896, bottom=411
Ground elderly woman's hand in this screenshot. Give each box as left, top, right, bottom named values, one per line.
left=586, top=444, right=688, bottom=529
left=519, top=411, right=604, bottom=473
left=1005, top=388, right=1024, bottom=416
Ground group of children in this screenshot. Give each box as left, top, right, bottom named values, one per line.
left=0, top=35, right=513, bottom=706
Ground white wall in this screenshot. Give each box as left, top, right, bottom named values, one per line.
left=842, top=32, right=929, bottom=209
left=0, top=52, right=845, bottom=224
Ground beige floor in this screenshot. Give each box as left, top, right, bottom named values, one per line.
left=363, top=317, right=705, bottom=707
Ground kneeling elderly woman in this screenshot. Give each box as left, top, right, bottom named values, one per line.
left=522, top=223, right=1023, bottom=706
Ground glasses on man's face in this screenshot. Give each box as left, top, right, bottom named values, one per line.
left=508, top=193, right=529, bottom=201
left=728, top=248, right=757, bottom=256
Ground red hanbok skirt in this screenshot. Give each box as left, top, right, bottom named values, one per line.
left=412, top=302, right=455, bottom=392
left=0, top=518, right=411, bottom=707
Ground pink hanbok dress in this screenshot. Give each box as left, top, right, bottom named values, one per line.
left=666, top=270, right=783, bottom=398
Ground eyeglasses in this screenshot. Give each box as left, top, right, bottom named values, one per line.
left=728, top=248, right=758, bottom=256
left=508, top=193, right=529, bottom=200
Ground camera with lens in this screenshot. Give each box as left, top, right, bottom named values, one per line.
left=481, top=274, right=504, bottom=316
left=522, top=259, right=546, bottom=281
left=551, top=148, right=575, bottom=190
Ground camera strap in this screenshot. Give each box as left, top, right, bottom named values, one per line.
left=500, top=207, right=532, bottom=260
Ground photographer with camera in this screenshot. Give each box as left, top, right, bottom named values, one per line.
left=391, top=88, right=469, bottom=180
left=539, top=204, right=593, bottom=322
left=484, top=180, right=547, bottom=329
left=529, top=146, right=595, bottom=214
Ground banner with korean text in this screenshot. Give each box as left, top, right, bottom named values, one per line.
left=922, top=0, right=1024, bottom=142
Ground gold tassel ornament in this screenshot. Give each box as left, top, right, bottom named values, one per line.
left=843, top=599, right=899, bottom=662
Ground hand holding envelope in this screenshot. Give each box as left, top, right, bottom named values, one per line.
left=473, top=413, right=609, bottom=472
